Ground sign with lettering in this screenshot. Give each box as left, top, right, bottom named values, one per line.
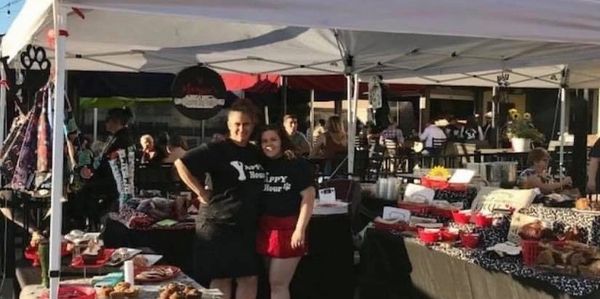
left=172, top=66, right=227, bottom=120
left=470, top=187, right=535, bottom=215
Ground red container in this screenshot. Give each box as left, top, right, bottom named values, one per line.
left=452, top=210, right=472, bottom=224
left=421, top=177, right=449, bottom=189
left=40, top=285, right=96, bottom=299
left=474, top=213, right=493, bottom=228
left=460, top=233, right=480, bottom=249
left=397, top=202, right=432, bottom=215
left=441, top=228, right=460, bottom=242
left=373, top=221, right=408, bottom=232
left=432, top=207, right=457, bottom=219
left=418, top=228, right=440, bottom=244
left=521, top=239, right=541, bottom=266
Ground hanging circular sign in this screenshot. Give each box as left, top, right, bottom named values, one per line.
left=171, top=66, right=226, bottom=120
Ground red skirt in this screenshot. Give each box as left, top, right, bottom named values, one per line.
left=256, top=215, right=307, bottom=258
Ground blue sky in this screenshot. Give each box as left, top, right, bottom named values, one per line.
left=0, top=0, right=24, bottom=34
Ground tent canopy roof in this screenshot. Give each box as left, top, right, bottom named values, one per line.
left=5, top=1, right=600, bottom=88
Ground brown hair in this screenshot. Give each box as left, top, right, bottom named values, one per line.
left=259, top=124, right=295, bottom=158
left=527, top=147, right=549, bottom=166
left=283, top=114, right=297, bottom=122
left=326, top=115, right=347, bottom=145
left=229, top=98, right=259, bottom=124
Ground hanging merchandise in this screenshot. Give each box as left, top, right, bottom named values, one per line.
left=368, top=75, right=383, bottom=109
left=109, top=147, right=136, bottom=209
left=11, top=87, right=45, bottom=190
left=0, top=113, right=29, bottom=183
left=373, top=84, right=391, bottom=129
left=35, top=87, right=53, bottom=190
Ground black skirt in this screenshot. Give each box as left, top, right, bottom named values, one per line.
left=193, top=221, right=260, bottom=283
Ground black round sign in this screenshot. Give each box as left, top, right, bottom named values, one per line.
left=171, top=66, right=227, bottom=120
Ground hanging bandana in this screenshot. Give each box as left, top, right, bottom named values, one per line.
left=368, top=76, right=383, bottom=109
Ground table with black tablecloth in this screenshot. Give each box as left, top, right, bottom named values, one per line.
left=103, top=213, right=355, bottom=299
left=360, top=228, right=600, bottom=299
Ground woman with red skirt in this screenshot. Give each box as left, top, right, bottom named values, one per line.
left=257, top=125, right=316, bottom=299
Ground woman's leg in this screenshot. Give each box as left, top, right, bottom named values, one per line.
left=236, top=275, right=258, bottom=299
left=269, top=257, right=301, bottom=299
left=210, top=278, right=233, bottom=299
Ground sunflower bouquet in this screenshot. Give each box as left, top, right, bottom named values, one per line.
left=506, top=109, right=544, bottom=143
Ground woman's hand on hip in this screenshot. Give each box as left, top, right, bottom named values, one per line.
left=291, top=228, right=305, bottom=249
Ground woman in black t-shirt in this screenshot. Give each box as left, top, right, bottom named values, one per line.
left=257, top=125, right=316, bottom=299
left=175, top=99, right=264, bottom=299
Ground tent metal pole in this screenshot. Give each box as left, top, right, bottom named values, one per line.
left=93, top=108, right=98, bottom=142
left=309, top=89, right=315, bottom=148
left=49, top=2, right=67, bottom=298
left=349, top=74, right=359, bottom=176
left=264, top=105, right=270, bottom=125
left=201, top=120, right=205, bottom=142
left=0, top=60, right=6, bottom=185
left=346, top=75, right=353, bottom=175
left=559, top=88, right=566, bottom=178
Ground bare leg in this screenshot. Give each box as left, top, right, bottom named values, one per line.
left=236, top=275, right=258, bottom=299
left=211, top=278, right=233, bottom=299
left=269, top=257, right=301, bottom=299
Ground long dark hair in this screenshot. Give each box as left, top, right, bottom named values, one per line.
left=258, top=124, right=295, bottom=159
left=106, top=107, right=133, bottom=125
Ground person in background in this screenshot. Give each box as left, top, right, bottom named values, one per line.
left=311, top=119, right=326, bottom=145
left=482, top=112, right=493, bottom=142
left=378, top=120, right=404, bottom=146
left=313, top=115, right=347, bottom=175
left=420, top=120, right=447, bottom=151
left=461, top=116, right=484, bottom=142
left=587, top=138, right=600, bottom=193
left=175, top=99, right=265, bottom=299
left=257, top=125, right=316, bottom=299
left=139, top=134, right=158, bottom=164
left=162, top=134, right=188, bottom=163
left=519, top=148, right=572, bottom=194
left=283, top=114, right=311, bottom=156
left=444, top=116, right=462, bottom=142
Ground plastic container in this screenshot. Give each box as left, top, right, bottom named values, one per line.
left=440, top=228, right=460, bottom=242
left=452, top=210, right=472, bottom=225
left=421, top=177, right=449, bottom=189
left=460, top=233, right=480, bottom=249
left=521, top=239, right=541, bottom=266
left=398, top=202, right=432, bottom=215
left=418, top=228, right=440, bottom=244
left=474, top=213, right=493, bottom=228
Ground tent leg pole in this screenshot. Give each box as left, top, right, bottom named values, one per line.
left=0, top=61, right=6, bottom=184
left=49, top=2, right=67, bottom=298
left=309, top=89, right=315, bottom=148
left=264, top=105, right=269, bottom=125
left=346, top=75, right=352, bottom=176
left=93, top=108, right=98, bottom=142
left=559, top=88, right=566, bottom=178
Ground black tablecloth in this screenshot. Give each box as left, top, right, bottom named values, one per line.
left=103, top=214, right=355, bottom=299
left=102, top=218, right=195, bottom=275
left=360, top=229, right=600, bottom=299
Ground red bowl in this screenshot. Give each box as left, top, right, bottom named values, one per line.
left=418, top=228, right=440, bottom=244
left=474, top=213, right=493, bottom=228
left=460, top=233, right=480, bottom=249
left=452, top=210, right=472, bottom=225
left=440, top=228, right=460, bottom=242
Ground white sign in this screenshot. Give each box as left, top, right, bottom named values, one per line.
left=471, top=187, right=535, bottom=215
left=404, top=183, right=435, bottom=204
left=318, top=187, right=336, bottom=203
left=448, top=169, right=475, bottom=184
left=382, top=207, right=411, bottom=222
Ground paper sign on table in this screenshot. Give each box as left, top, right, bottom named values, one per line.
left=404, top=184, right=435, bottom=204
left=470, top=187, right=535, bottom=215
left=382, top=207, right=411, bottom=222
left=448, top=169, right=475, bottom=184
left=318, top=187, right=336, bottom=203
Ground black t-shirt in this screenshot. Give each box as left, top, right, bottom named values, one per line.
left=261, top=157, right=314, bottom=217
left=180, top=139, right=265, bottom=226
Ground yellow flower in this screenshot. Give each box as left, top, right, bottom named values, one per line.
left=523, top=113, right=531, bottom=120
left=427, top=166, right=450, bottom=179
left=508, top=108, right=518, bottom=115
left=510, top=112, right=519, bottom=120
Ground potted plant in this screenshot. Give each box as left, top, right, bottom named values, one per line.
left=506, top=109, right=544, bottom=152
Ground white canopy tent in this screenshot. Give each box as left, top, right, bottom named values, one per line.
left=5, top=1, right=600, bottom=297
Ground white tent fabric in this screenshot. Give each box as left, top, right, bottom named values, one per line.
left=6, top=2, right=600, bottom=88
left=61, top=0, right=600, bottom=45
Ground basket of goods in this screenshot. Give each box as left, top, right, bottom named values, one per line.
left=96, top=282, right=140, bottom=299
left=534, top=241, right=600, bottom=277
left=574, top=197, right=600, bottom=214
left=159, top=283, right=203, bottom=299
left=518, top=220, right=555, bottom=266
left=460, top=232, right=480, bottom=249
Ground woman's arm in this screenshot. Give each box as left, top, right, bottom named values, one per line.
left=291, top=186, right=316, bottom=249
left=522, top=175, right=565, bottom=194
left=174, top=159, right=211, bottom=204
